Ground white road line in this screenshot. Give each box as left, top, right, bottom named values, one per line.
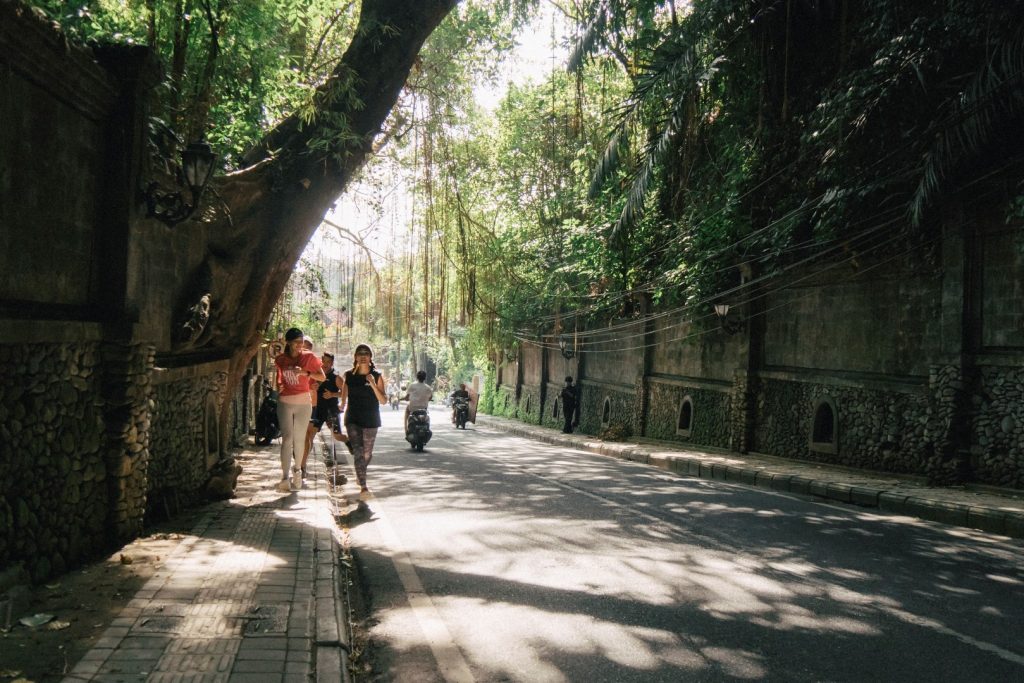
left=343, top=441, right=475, bottom=683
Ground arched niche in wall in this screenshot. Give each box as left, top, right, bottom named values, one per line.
left=809, top=395, right=839, bottom=455
left=676, top=395, right=694, bottom=437
left=601, top=397, right=612, bottom=429
left=552, top=396, right=560, bottom=419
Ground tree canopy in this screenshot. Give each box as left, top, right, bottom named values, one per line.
left=34, top=0, right=1024, bottom=381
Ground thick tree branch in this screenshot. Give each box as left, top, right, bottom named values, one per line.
left=196, top=0, right=457, bottom=357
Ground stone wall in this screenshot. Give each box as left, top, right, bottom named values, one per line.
left=540, top=380, right=564, bottom=431
left=761, top=263, right=943, bottom=377
left=645, top=379, right=731, bottom=449
left=492, top=222, right=1024, bottom=490
left=493, top=385, right=518, bottom=419
left=752, top=374, right=931, bottom=473
left=101, top=341, right=157, bottom=542
left=0, top=339, right=107, bottom=582
left=971, top=365, right=1024, bottom=488
left=579, top=380, right=640, bottom=437
left=148, top=361, right=231, bottom=516
left=0, top=4, right=254, bottom=583
left=518, top=384, right=543, bottom=425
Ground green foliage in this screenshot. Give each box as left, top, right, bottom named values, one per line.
left=33, top=0, right=361, bottom=167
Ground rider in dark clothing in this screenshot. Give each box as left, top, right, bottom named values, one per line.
left=450, top=383, right=470, bottom=423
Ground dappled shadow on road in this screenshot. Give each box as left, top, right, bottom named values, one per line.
left=353, top=427, right=1024, bottom=682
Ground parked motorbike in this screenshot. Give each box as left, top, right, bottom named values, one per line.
left=405, top=409, right=432, bottom=451
left=452, top=396, right=470, bottom=429
left=254, top=383, right=280, bottom=446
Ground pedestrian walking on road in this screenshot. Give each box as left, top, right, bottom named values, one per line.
left=560, top=376, right=578, bottom=434
left=274, top=328, right=326, bottom=492
left=340, top=343, right=387, bottom=500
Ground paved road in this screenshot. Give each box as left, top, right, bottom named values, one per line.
left=344, top=406, right=1024, bottom=682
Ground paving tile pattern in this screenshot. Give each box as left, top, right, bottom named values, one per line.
left=62, top=441, right=351, bottom=683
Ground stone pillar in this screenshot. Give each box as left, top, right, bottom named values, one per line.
left=728, top=264, right=760, bottom=454
left=923, top=364, right=970, bottom=484
left=638, top=294, right=655, bottom=437
left=100, top=341, right=155, bottom=542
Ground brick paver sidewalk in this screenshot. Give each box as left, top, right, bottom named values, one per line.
left=63, top=441, right=352, bottom=683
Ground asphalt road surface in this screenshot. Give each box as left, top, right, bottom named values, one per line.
left=343, top=405, right=1024, bottom=682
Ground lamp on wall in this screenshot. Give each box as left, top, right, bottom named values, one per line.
left=144, top=138, right=216, bottom=226
left=714, top=303, right=744, bottom=335
left=558, top=334, right=575, bottom=359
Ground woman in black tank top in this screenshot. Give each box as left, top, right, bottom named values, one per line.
left=339, top=344, right=387, bottom=499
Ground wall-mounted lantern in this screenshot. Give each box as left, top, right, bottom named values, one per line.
left=714, top=303, right=744, bottom=335
left=144, top=138, right=216, bottom=226
left=558, top=333, right=575, bottom=359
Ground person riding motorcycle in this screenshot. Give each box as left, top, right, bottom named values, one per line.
left=402, top=370, right=433, bottom=433
left=450, top=383, right=470, bottom=424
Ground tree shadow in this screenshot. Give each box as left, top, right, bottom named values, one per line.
left=348, top=428, right=1024, bottom=681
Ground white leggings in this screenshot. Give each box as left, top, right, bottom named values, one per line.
left=277, top=401, right=312, bottom=478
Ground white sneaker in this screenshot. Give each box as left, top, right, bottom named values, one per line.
left=291, top=468, right=302, bottom=490
left=275, top=479, right=291, bottom=493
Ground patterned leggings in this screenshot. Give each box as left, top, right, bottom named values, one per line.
left=346, top=424, right=378, bottom=488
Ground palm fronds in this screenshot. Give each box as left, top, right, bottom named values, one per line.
left=909, top=26, right=1024, bottom=226
left=568, top=0, right=612, bottom=74
left=598, top=42, right=724, bottom=240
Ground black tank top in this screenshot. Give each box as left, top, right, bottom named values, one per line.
left=343, top=370, right=382, bottom=428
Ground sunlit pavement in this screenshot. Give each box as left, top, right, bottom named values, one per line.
left=63, top=439, right=355, bottom=683
left=478, top=413, right=1024, bottom=539
left=346, top=405, right=1024, bottom=682
left=58, top=406, right=1024, bottom=682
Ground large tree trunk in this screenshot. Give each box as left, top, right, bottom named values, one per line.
left=192, top=0, right=458, bottom=447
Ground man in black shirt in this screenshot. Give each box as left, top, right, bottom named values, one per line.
left=560, top=376, right=578, bottom=434
left=302, top=352, right=342, bottom=475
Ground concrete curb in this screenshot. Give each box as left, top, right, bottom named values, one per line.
left=481, top=417, right=1024, bottom=540
left=315, top=526, right=352, bottom=683
left=314, top=448, right=354, bottom=683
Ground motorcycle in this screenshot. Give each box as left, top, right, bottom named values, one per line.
left=254, top=383, right=280, bottom=446
left=452, top=396, right=470, bottom=429
left=405, top=409, right=432, bottom=451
